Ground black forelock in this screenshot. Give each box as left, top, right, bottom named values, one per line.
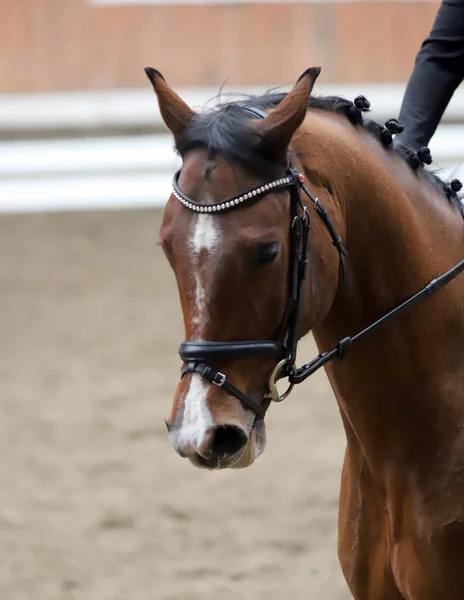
left=174, top=92, right=368, bottom=177
left=175, top=102, right=271, bottom=176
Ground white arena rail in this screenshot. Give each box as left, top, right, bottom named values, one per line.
left=0, top=85, right=462, bottom=213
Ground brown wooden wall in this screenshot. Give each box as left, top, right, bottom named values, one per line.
left=0, top=1, right=439, bottom=93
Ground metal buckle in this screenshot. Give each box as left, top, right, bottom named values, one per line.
left=302, top=206, right=310, bottom=226
left=265, top=359, right=295, bottom=403
left=212, top=372, right=226, bottom=387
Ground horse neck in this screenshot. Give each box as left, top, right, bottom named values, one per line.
left=310, top=141, right=464, bottom=468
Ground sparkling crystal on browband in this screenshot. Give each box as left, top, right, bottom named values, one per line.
left=172, top=169, right=295, bottom=213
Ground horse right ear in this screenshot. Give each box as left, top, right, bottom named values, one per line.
left=144, top=67, right=196, bottom=141
left=256, top=67, right=321, bottom=158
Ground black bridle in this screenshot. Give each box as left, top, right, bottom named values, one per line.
left=174, top=106, right=464, bottom=420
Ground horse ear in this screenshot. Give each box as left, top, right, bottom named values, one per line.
left=257, top=67, right=321, bottom=156
left=144, top=67, right=195, bottom=140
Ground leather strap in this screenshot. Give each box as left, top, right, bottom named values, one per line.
left=181, top=362, right=267, bottom=419
left=179, top=340, right=283, bottom=363
left=290, top=257, right=464, bottom=384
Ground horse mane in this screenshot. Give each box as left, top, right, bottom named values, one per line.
left=175, top=89, right=464, bottom=218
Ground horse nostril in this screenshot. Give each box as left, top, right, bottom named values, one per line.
left=210, top=425, right=248, bottom=458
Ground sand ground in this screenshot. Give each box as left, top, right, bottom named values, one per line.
left=0, top=209, right=350, bottom=600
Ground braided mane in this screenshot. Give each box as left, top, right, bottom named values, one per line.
left=174, top=88, right=463, bottom=217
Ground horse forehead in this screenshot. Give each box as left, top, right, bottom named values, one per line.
left=191, top=213, right=220, bottom=254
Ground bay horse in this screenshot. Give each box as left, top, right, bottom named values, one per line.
left=146, top=66, right=464, bottom=599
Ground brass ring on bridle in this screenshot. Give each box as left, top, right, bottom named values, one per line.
left=266, top=359, right=295, bottom=403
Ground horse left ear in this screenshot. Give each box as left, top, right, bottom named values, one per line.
left=257, top=67, right=321, bottom=156
left=144, top=67, right=196, bottom=141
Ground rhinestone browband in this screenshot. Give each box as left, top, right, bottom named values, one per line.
left=172, top=169, right=296, bottom=213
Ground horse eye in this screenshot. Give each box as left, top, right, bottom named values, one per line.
left=256, top=242, right=280, bottom=265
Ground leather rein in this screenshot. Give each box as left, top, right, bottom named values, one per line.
left=174, top=106, right=464, bottom=420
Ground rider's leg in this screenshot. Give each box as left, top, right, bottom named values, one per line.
left=395, top=0, right=464, bottom=151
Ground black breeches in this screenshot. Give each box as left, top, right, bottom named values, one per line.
left=395, top=0, right=464, bottom=150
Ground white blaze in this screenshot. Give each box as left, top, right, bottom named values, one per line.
left=177, top=212, right=219, bottom=449
left=190, top=213, right=219, bottom=337
left=176, top=374, right=214, bottom=449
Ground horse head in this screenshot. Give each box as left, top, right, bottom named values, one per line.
left=146, top=67, right=343, bottom=469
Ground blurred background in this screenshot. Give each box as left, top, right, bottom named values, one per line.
left=0, top=1, right=462, bottom=599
